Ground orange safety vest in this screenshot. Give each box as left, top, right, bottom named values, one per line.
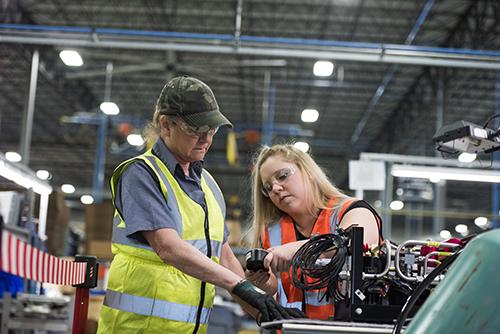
left=261, top=198, right=382, bottom=320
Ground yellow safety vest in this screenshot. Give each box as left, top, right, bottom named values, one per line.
left=97, top=149, right=225, bottom=334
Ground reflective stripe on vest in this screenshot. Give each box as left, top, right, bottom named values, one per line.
left=104, top=289, right=210, bottom=324
left=277, top=279, right=302, bottom=309
left=146, top=155, right=183, bottom=235
left=202, top=169, right=226, bottom=219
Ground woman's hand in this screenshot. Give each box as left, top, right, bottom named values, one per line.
left=245, top=268, right=278, bottom=295
left=264, top=241, right=307, bottom=273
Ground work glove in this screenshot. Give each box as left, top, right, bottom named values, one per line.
left=232, top=279, right=306, bottom=324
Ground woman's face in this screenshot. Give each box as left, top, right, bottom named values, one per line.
left=259, top=155, right=308, bottom=216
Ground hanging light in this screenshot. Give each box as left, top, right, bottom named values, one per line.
left=100, top=102, right=120, bottom=115
left=458, top=152, right=477, bottom=163
left=80, top=195, right=94, bottom=205
left=5, top=151, right=22, bottom=162
left=294, top=141, right=310, bottom=152
left=59, top=50, right=83, bottom=67
left=301, top=109, right=319, bottom=123
left=36, top=170, right=51, bottom=180
left=313, top=61, right=334, bottom=77
left=127, top=133, right=145, bottom=146
left=61, top=184, right=76, bottom=194
left=390, top=200, right=404, bottom=210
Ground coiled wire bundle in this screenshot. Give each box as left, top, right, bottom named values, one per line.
left=291, top=231, right=349, bottom=302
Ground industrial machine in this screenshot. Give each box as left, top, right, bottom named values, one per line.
left=287, top=226, right=462, bottom=325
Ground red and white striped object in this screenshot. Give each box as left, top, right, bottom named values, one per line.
left=1, top=229, right=87, bottom=286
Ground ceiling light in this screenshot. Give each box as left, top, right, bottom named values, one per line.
left=61, top=184, right=76, bottom=194
left=313, top=60, right=334, bottom=77
left=100, top=102, right=120, bottom=115
left=474, top=216, right=488, bottom=227
left=373, top=200, right=382, bottom=208
left=391, top=164, right=500, bottom=183
left=301, top=109, right=319, bottom=123
left=294, top=141, right=310, bottom=152
left=439, top=230, right=451, bottom=239
left=5, top=151, right=22, bottom=162
left=454, top=224, right=468, bottom=234
left=0, top=157, right=52, bottom=195
left=458, top=152, right=477, bottom=163
left=36, top=170, right=50, bottom=180
left=390, top=200, right=404, bottom=210
left=127, top=134, right=145, bottom=146
left=59, top=50, right=83, bottom=67
left=80, top=195, right=94, bottom=205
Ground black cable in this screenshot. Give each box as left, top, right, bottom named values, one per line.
left=482, top=113, right=500, bottom=129
left=392, top=248, right=464, bottom=334
left=291, top=232, right=349, bottom=302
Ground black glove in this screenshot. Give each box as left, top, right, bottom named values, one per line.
left=232, top=279, right=305, bottom=323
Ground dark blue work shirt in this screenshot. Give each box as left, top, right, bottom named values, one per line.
left=114, top=139, right=229, bottom=244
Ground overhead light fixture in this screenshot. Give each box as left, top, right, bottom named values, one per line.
left=391, top=164, right=500, bottom=183
left=458, top=152, right=477, bottom=163
left=36, top=169, right=51, bottom=180
left=301, top=109, right=319, bottom=123
left=59, top=50, right=83, bottom=67
left=294, top=141, right=310, bottom=152
left=5, top=151, right=22, bottom=162
left=474, top=216, right=488, bottom=228
left=100, top=102, right=120, bottom=115
left=313, top=60, right=334, bottom=77
left=390, top=200, right=404, bottom=210
left=81, top=194, right=94, bottom=205
left=61, top=184, right=76, bottom=194
left=0, top=156, right=52, bottom=196
left=439, top=229, right=451, bottom=239
left=127, top=134, right=145, bottom=146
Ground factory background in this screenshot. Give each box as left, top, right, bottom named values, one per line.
left=1, top=0, right=499, bottom=333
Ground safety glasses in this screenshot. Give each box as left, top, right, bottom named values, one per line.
left=261, top=167, right=296, bottom=197
left=172, top=119, right=219, bottom=137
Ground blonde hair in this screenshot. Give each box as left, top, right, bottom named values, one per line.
left=143, top=108, right=162, bottom=150
left=143, top=108, right=179, bottom=150
left=251, top=144, right=350, bottom=247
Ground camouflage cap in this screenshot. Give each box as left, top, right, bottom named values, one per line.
left=156, top=75, right=233, bottom=130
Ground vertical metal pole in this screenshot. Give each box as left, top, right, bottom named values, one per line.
left=493, top=74, right=500, bottom=229
left=261, top=71, right=272, bottom=145
left=93, top=114, right=107, bottom=203
left=268, top=83, right=276, bottom=143
left=433, top=69, right=446, bottom=237
left=92, top=62, right=112, bottom=203
left=20, top=49, right=39, bottom=165
left=382, top=162, right=393, bottom=241
left=72, top=287, right=90, bottom=334
left=234, top=0, right=243, bottom=46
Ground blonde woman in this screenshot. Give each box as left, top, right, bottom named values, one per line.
left=247, top=144, right=382, bottom=320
